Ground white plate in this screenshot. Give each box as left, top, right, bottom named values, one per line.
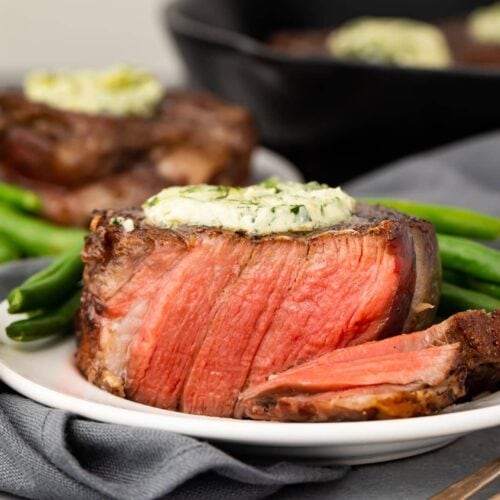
left=1, top=302, right=499, bottom=465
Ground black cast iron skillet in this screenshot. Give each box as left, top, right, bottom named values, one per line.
left=165, top=0, right=500, bottom=183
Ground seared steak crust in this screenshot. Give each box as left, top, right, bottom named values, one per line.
left=76, top=205, right=440, bottom=418
left=243, top=372, right=466, bottom=422
left=0, top=90, right=257, bottom=226
left=356, top=204, right=441, bottom=332
left=440, top=309, right=500, bottom=394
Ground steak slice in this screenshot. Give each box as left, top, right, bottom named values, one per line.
left=0, top=90, right=256, bottom=226
left=239, top=310, right=500, bottom=421
left=240, top=344, right=462, bottom=398
left=76, top=205, right=439, bottom=417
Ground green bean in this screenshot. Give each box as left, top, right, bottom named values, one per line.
left=0, top=235, right=20, bottom=263
left=465, top=279, right=500, bottom=300
left=8, top=246, right=83, bottom=313
left=437, top=234, right=500, bottom=284
left=0, top=182, right=42, bottom=213
left=0, top=202, right=86, bottom=256
left=442, top=269, right=500, bottom=300
left=361, top=198, right=500, bottom=240
left=22, top=246, right=82, bottom=286
left=6, top=290, right=81, bottom=342
left=439, top=282, right=500, bottom=314
left=23, top=258, right=65, bottom=285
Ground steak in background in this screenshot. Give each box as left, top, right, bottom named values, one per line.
left=0, top=90, right=257, bottom=226
left=268, top=29, right=330, bottom=56
left=76, top=204, right=440, bottom=418
left=240, top=310, right=500, bottom=421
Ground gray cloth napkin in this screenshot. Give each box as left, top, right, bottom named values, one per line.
left=0, top=391, right=345, bottom=500
left=0, top=130, right=499, bottom=500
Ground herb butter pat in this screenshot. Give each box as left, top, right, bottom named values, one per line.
left=143, top=181, right=356, bottom=235
left=326, top=18, right=452, bottom=68
left=24, top=65, right=163, bottom=117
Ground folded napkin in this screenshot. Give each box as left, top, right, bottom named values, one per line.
left=0, top=130, right=499, bottom=499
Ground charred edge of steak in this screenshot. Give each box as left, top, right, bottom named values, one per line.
left=439, top=309, right=500, bottom=395
left=448, top=309, right=500, bottom=363
left=405, top=219, right=441, bottom=331
left=75, top=289, right=126, bottom=397
left=243, top=369, right=467, bottom=422
left=82, top=210, right=157, bottom=301
left=355, top=204, right=440, bottom=332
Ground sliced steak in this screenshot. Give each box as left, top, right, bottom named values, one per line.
left=239, top=310, right=499, bottom=421
left=240, top=344, right=461, bottom=399
left=76, top=205, right=439, bottom=417
left=0, top=90, right=256, bottom=226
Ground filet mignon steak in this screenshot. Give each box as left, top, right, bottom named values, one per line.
left=76, top=204, right=440, bottom=418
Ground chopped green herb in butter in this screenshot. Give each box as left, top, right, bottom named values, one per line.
left=326, top=17, right=452, bottom=68
left=24, top=64, right=163, bottom=117
left=110, top=216, right=135, bottom=232
left=143, top=181, right=356, bottom=235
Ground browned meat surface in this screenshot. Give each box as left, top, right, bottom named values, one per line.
left=239, top=310, right=500, bottom=422
left=0, top=90, right=257, bottom=226
left=76, top=205, right=440, bottom=418
left=356, top=204, right=440, bottom=332
left=439, top=18, right=500, bottom=68
left=268, top=29, right=330, bottom=56
left=243, top=374, right=466, bottom=422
